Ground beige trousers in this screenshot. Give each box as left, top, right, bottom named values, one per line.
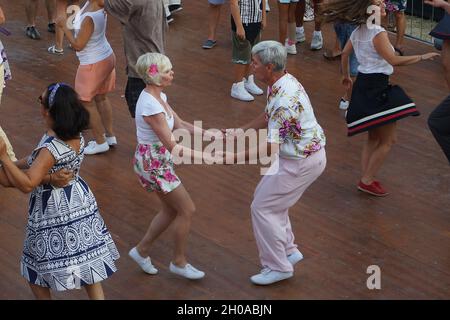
left=0, top=63, right=17, bottom=161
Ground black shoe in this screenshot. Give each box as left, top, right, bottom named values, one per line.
left=26, top=26, right=41, bottom=40
left=167, top=14, right=174, bottom=24
left=168, top=5, right=183, bottom=13
left=48, top=23, right=56, bottom=33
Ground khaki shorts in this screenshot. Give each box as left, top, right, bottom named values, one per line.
left=232, top=31, right=261, bottom=65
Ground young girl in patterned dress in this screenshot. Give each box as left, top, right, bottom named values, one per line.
left=0, top=83, right=119, bottom=299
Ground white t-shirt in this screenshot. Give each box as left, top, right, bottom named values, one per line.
left=74, top=2, right=114, bottom=65
left=135, top=90, right=174, bottom=145
left=350, top=24, right=394, bottom=75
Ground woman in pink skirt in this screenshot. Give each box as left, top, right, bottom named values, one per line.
left=57, top=0, right=117, bottom=155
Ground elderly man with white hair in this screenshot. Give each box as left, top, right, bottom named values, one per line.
left=226, top=40, right=327, bottom=285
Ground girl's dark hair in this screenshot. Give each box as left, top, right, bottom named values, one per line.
left=42, top=83, right=90, bottom=141
left=320, top=0, right=375, bottom=25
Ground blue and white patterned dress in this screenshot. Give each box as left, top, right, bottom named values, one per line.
left=21, top=133, right=119, bottom=291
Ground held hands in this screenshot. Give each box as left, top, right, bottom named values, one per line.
left=50, top=169, right=75, bottom=188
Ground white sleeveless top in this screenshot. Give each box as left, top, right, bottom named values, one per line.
left=74, top=1, right=113, bottom=65
left=135, top=90, right=175, bottom=145
left=350, top=24, right=394, bottom=75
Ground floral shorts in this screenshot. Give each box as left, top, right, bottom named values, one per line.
left=133, top=143, right=181, bottom=194
left=386, top=0, right=407, bottom=12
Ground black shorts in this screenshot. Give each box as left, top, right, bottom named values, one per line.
left=125, top=77, right=146, bottom=118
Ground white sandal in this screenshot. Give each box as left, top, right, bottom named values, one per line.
left=48, top=45, right=64, bottom=55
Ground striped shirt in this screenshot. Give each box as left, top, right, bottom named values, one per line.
left=238, top=0, right=263, bottom=24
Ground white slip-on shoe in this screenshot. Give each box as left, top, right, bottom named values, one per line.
left=128, top=247, right=158, bottom=275
left=83, top=141, right=110, bottom=155
left=244, top=75, right=263, bottom=95
left=287, top=250, right=304, bottom=266
left=231, top=81, right=254, bottom=101
left=105, top=135, right=117, bottom=146
left=169, top=262, right=205, bottom=280
left=250, top=268, right=293, bottom=285
left=296, top=28, right=306, bottom=43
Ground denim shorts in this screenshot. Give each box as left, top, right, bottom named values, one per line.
left=208, top=0, right=225, bottom=4
left=334, top=22, right=359, bottom=77
left=278, top=0, right=300, bottom=3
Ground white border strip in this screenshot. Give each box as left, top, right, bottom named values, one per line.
left=348, top=103, right=416, bottom=128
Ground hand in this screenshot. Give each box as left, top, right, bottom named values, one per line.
left=237, top=26, right=246, bottom=41
left=424, top=0, right=448, bottom=9
left=421, top=52, right=441, bottom=61
left=342, top=77, right=353, bottom=90
left=222, top=128, right=242, bottom=138
left=50, top=169, right=74, bottom=187
left=0, top=137, right=7, bottom=158
left=216, top=151, right=235, bottom=164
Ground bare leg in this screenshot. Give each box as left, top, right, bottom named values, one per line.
left=29, top=283, right=52, bottom=300
left=25, top=0, right=39, bottom=26
left=207, top=4, right=222, bottom=41
left=234, top=63, right=250, bottom=83
left=442, top=40, right=450, bottom=90
left=361, top=123, right=397, bottom=184
left=278, top=3, right=289, bottom=43
left=83, top=100, right=107, bottom=144
left=394, top=11, right=406, bottom=52
left=158, top=185, right=196, bottom=267
left=135, top=200, right=177, bottom=256
left=295, top=0, right=305, bottom=28
left=85, top=283, right=105, bottom=300
left=55, top=0, right=67, bottom=51
left=361, top=130, right=380, bottom=175
left=313, top=0, right=322, bottom=31
left=45, top=0, right=56, bottom=24
left=95, top=94, right=115, bottom=138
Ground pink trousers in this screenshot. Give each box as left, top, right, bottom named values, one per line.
left=251, top=148, right=326, bottom=272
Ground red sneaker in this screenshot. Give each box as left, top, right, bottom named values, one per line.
left=358, top=181, right=388, bottom=197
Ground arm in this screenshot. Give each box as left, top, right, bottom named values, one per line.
left=261, top=0, right=266, bottom=30
left=341, top=40, right=354, bottom=89
left=230, top=0, right=246, bottom=40
left=373, top=31, right=440, bottom=66
left=172, top=110, right=222, bottom=140
left=0, top=6, right=5, bottom=24
left=425, top=0, right=450, bottom=14
left=59, top=16, right=94, bottom=51
left=0, top=148, right=55, bottom=193
left=144, top=113, right=210, bottom=163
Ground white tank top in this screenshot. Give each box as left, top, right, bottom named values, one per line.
left=350, top=24, right=394, bottom=75
left=74, top=1, right=113, bottom=65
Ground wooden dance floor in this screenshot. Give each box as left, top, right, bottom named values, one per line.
left=0, top=1, right=449, bottom=299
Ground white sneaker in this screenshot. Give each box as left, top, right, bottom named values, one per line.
left=244, top=75, right=263, bottom=95
left=169, top=262, right=205, bottom=280
left=296, top=29, right=306, bottom=43
left=339, top=98, right=349, bottom=110
left=128, top=247, right=158, bottom=275
left=285, top=39, right=297, bottom=55
left=287, top=250, right=304, bottom=266
left=83, top=141, right=110, bottom=155
left=105, top=135, right=117, bottom=146
left=311, top=32, right=323, bottom=51
left=265, top=0, right=270, bottom=12
left=250, top=268, right=293, bottom=285
left=231, top=81, right=254, bottom=101
left=304, top=0, right=315, bottom=22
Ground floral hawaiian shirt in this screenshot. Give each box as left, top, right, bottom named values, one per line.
left=266, top=73, right=326, bottom=159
